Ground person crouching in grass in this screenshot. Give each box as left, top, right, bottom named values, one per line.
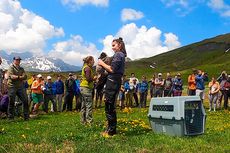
left=80, top=56, right=96, bottom=125
left=208, top=77, right=220, bottom=111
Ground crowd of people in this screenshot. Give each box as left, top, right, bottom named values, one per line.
left=0, top=38, right=230, bottom=137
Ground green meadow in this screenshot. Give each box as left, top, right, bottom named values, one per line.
left=0, top=98, right=230, bottom=153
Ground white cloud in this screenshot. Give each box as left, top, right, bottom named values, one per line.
left=208, top=0, right=230, bottom=17
left=49, top=35, right=100, bottom=66
left=61, top=0, right=109, bottom=10
left=0, top=0, right=64, bottom=54
left=101, top=23, right=181, bottom=60
left=161, top=0, right=189, bottom=8
left=121, top=8, right=144, bottom=22
left=164, top=33, right=181, bottom=50
left=161, top=0, right=205, bottom=16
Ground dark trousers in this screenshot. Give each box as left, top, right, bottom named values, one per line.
left=154, top=88, right=163, bottom=97
left=188, top=89, right=196, bottom=96
left=75, top=94, right=82, bottom=111
left=8, top=87, right=29, bottom=119
left=63, top=92, right=74, bottom=111
left=139, top=91, right=147, bottom=108
left=133, top=92, right=139, bottom=107
left=164, top=89, right=172, bottom=97
left=95, top=88, right=103, bottom=108
left=104, top=76, right=121, bottom=134
left=222, top=90, right=229, bottom=109
left=43, top=94, right=56, bottom=112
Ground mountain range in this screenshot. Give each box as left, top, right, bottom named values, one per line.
left=0, top=51, right=81, bottom=72
left=0, top=33, right=229, bottom=75
left=125, top=33, right=230, bottom=79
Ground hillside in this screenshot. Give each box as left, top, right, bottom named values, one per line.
left=125, top=33, right=230, bottom=80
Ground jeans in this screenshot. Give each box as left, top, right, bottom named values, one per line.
left=56, top=94, right=63, bottom=112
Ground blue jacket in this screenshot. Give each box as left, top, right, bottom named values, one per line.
left=75, top=79, right=81, bottom=95
left=195, top=75, right=205, bottom=90
left=44, top=82, right=56, bottom=95
left=138, top=81, right=148, bottom=93
left=124, top=81, right=130, bottom=91
left=173, top=78, right=183, bottom=91
left=54, top=80, right=64, bottom=94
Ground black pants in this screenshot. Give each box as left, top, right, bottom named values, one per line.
left=188, top=89, right=196, bottom=96
left=104, top=76, right=121, bottom=134
left=139, top=91, right=147, bottom=108
left=63, top=92, right=74, bottom=111
left=8, top=87, right=29, bottom=119
left=43, top=95, right=56, bottom=112
left=222, top=90, right=229, bottom=109
left=133, top=92, right=139, bottom=107
left=164, top=89, right=172, bottom=97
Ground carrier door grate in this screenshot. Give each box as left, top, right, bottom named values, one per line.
left=184, top=101, right=204, bottom=135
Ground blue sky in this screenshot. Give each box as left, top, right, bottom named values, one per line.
left=0, top=0, right=230, bottom=66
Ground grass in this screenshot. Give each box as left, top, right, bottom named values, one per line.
left=1, top=97, right=230, bottom=153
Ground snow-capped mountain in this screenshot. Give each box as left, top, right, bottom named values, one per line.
left=0, top=51, right=81, bottom=72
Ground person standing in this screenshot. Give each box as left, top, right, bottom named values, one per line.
left=74, top=75, right=81, bottom=111
left=154, top=73, right=164, bottom=97
left=208, top=77, right=220, bottom=111
left=62, top=73, right=76, bottom=111
left=163, top=73, right=173, bottom=97
left=43, top=76, right=57, bottom=113
left=54, top=75, right=64, bottom=112
left=187, top=69, right=197, bottom=96
left=173, top=73, right=183, bottom=97
left=138, top=75, right=148, bottom=108
left=149, top=74, right=156, bottom=98
left=98, top=37, right=126, bottom=136
left=7, top=56, right=29, bottom=120
left=31, top=74, right=44, bottom=115
left=130, top=73, right=139, bottom=107
left=217, top=71, right=228, bottom=109
left=195, top=70, right=208, bottom=103
left=80, top=56, right=95, bottom=125
left=118, top=75, right=126, bottom=110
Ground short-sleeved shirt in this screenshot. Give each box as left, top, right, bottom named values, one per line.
left=31, top=80, right=44, bottom=94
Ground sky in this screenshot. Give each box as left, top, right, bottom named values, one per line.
left=0, top=0, right=229, bottom=66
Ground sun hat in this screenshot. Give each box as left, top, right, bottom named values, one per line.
left=47, top=76, right=52, bottom=80
left=37, top=74, right=42, bottom=78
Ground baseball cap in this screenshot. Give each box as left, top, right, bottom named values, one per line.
left=69, top=73, right=73, bottom=76
left=37, top=74, right=42, bottom=78
left=13, top=56, right=22, bottom=60
left=47, top=76, right=52, bottom=80
left=158, top=73, right=162, bottom=76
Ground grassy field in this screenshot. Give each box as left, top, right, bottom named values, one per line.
left=0, top=97, right=230, bottom=153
